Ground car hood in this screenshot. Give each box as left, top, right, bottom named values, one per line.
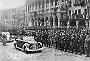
left=25, top=40, right=37, bottom=43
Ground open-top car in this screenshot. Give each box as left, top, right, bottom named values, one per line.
left=14, top=36, right=43, bottom=53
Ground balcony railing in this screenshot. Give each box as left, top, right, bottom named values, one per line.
left=74, top=3, right=80, bottom=6
left=68, top=4, right=72, bottom=7
left=72, top=14, right=84, bottom=19
left=60, top=8, right=67, bottom=12
left=80, top=2, right=87, bottom=7
left=74, top=1, right=87, bottom=7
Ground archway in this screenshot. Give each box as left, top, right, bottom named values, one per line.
left=78, top=20, right=86, bottom=27
left=70, top=20, right=76, bottom=26
left=63, top=22, right=67, bottom=26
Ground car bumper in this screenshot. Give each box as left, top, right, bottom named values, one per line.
left=26, top=47, right=43, bottom=52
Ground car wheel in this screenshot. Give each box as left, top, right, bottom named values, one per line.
left=14, top=43, right=17, bottom=48
left=24, top=46, right=28, bottom=53
left=39, top=50, right=42, bottom=52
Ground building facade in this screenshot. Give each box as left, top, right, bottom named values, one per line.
left=67, top=0, right=90, bottom=29
left=26, top=0, right=68, bottom=28
left=0, top=5, right=27, bottom=29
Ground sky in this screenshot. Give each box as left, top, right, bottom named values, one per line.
left=0, top=0, right=26, bottom=10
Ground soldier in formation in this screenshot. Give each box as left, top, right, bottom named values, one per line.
left=16, top=27, right=90, bottom=57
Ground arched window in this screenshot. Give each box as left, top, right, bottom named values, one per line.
left=78, top=20, right=85, bottom=27
left=70, top=20, right=76, bottom=26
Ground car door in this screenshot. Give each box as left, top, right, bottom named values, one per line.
left=16, top=40, right=21, bottom=47
left=18, top=40, right=25, bottom=48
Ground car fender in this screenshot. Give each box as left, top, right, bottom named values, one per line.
left=38, top=42, right=42, bottom=46
left=23, top=43, right=29, bottom=50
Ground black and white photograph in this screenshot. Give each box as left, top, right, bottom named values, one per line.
left=0, top=0, right=90, bottom=61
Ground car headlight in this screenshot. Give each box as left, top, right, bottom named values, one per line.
left=28, top=44, right=33, bottom=49
left=38, top=42, right=42, bottom=46
left=38, top=43, right=42, bottom=48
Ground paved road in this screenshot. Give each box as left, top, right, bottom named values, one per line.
left=0, top=42, right=90, bottom=61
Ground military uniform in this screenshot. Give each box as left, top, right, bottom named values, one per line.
left=85, top=35, right=90, bottom=57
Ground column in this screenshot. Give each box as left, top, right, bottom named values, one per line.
left=85, top=21, right=89, bottom=29
left=53, top=0, right=55, bottom=7
left=58, top=17, right=60, bottom=27
left=89, top=20, right=90, bottom=29
left=53, top=17, right=55, bottom=27
left=48, top=19, right=50, bottom=26
left=67, top=21, right=70, bottom=28
left=76, top=21, right=79, bottom=29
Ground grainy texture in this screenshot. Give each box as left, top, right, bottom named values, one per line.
left=0, top=42, right=90, bottom=61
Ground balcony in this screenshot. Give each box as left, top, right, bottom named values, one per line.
left=60, top=8, right=67, bottom=12
left=60, top=13, right=69, bottom=22
left=74, top=1, right=87, bottom=7
left=74, top=3, right=80, bottom=6
left=72, top=14, right=84, bottom=20
left=80, top=2, right=87, bottom=7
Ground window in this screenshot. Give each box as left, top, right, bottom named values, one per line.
left=69, top=10, right=71, bottom=16
left=33, top=3, right=34, bottom=7
left=62, top=0, right=64, bottom=2
left=84, top=9, right=87, bottom=15
left=55, top=0, right=58, bottom=6
left=42, top=0, right=44, bottom=8
left=75, top=10, right=77, bottom=14
left=35, top=1, right=37, bottom=9
left=74, top=0, right=80, bottom=6
left=78, top=9, right=81, bottom=14
left=38, top=1, right=41, bottom=9
left=69, top=1, right=72, bottom=7
left=30, top=4, right=31, bottom=10
left=32, top=3, right=34, bottom=10
left=50, top=0, right=53, bottom=6
left=46, top=0, right=49, bottom=8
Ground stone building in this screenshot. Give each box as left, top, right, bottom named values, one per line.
left=26, top=0, right=68, bottom=28
left=67, top=0, right=90, bottom=29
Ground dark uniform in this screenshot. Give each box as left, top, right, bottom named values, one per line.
left=1, top=34, right=7, bottom=46
left=79, top=34, right=85, bottom=55
left=85, top=35, right=90, bottom=57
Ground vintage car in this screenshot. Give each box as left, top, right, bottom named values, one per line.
left=14, top=36, right=43, bottom=53
left=1, top=32, right=14, bottom=43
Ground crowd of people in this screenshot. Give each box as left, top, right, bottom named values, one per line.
left=3, top=27, right=90, bottom=57
left=16, top=27, right=90, bottom=57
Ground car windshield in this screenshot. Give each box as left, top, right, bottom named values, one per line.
left=23, top=36, right=35, bottom=41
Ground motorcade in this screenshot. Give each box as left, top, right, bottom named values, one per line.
left=14, top=36, right=43, bottom=53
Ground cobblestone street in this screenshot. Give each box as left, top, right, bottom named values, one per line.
left=0, top=42, right=90, bottom=61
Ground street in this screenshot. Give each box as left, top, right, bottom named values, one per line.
left=0, top=42, right=90, bottom=61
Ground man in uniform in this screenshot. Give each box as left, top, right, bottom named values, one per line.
left=79, top=34, right=85, bottom=55
left=1, top=33, right=7, bottom=46
left=85, top=34, right=90, bottom=57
